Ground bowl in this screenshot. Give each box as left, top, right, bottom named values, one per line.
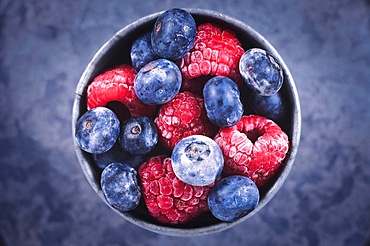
left=72, top=8, right=301, bottom=236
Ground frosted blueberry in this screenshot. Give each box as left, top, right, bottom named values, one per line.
left=101, top=162, right=141, bottom=212
left=248, top=90, right=287, bottom=124
left=119, top=116, right=158, bottom=155
left=208, top=175, right=260, bottom=222
left=239, top=48, right=283, bottom=96
left=130, top=32, right=159, bottom=70
left=171, top=135, right=224, bottom=186
left=151, top=8, right=196, bottom=60
left=134, top=59, right=182, bottom=105
left=93, top=142, right=146, bottom=169
left=203, top=76, right=243, bottom=128
left=75, top=107, right=120, bottom=154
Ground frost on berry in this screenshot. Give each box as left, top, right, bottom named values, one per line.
left=179, top=23, right=245, bottom=87
left=155, top=92, right=218, bottom=150
left=138, top=155, right=214, bottom=224
left=180, top=76, right=210, bottom=96
left=214, top=115, right=289, bottom=187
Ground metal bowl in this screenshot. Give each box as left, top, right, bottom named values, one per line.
left=72, top=8, right=301, bottom=236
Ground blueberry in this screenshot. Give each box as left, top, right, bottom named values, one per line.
left=134, top=59, right=182, bottom=105
left=151, top=8, right=196, bottom=60
left=203, top=76, right=243, bottom=128
left=75, top=107, right=120, bottom=154
left=93, top=142, right=147, bottom=169
left=130, top=32, right=159, bottom=70
left=171, top=135, right=224, bottom=186
left=239, top=48, right=283, bottom=96
left=101, top=162, right=141, bottom=212
left=119, top=116, right=158, bottom=155
left=248, top=90, right=287, bottom=124
left=208, top=175, right=260, bottom=222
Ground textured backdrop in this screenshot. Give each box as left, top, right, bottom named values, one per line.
left=1, top=0, right=370, bottom=245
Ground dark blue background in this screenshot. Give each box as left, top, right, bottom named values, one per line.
left=1, top=0, right=369, bottom=245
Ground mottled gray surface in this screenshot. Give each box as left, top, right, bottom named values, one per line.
left=1, top=0, right=370, bottom=245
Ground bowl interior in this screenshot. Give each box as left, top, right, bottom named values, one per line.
left=72, top=8, right=301, bottom=236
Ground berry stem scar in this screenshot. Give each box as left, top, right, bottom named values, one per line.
left=131, top=126, right=141, bottom=134
left=85, top=120, right=92, bottom=129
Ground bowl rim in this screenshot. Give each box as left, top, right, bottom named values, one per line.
left=72, top=8, right=301, bottom=237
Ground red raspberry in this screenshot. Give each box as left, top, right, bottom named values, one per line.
left=214, top=115, right=289, bottom=187
left=87, top=64, right=155, bottom=117
left=180, top=75, right=211, bottom=96
left=138, top=155, right=214, bottom=225
left=154, top=91, right=218, bottom=150
left=178, top=23, right=245, bottom=86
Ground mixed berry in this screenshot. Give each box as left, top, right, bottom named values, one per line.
left=130, top=32, right=159, bottom=71
left=203, top=76, right=244, bottom=128
left=75, top=8, right=290, bottom=224
left=239, top=48, right=283, bottom=96
left=154, top=91, right=217, bottom=151
left=138, top=155, right=213, bottom=224
left=75, top=107, right=120, bottom=154
left=101, top=162, right=141, bottom=212
left=134, top=58, right=182, bottom=105
left=119, top=116, right=158, bottom=155
left=246, top=89, right=287, bottom=125
left=214, top=115, right=289, bottom=187
left=208, top=175, right=260, bottom=222
left=151, top=8, right=197, bottom=60
left=171, top=135, right=224, bottom=187
left=178, top=22, right=244, bottom=85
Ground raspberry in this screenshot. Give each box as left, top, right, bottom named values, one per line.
left=178, top=23, right=245, bottom=86
left=138, top=155, right=214, bottom=224
left=180, top=76, right=211, bottom=96
left=87, top=64, right=155, bottom=118
left=214, top=115, right=289, bottom=187
left=154, top=91, right=218, bottom=150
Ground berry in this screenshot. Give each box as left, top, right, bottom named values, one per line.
left=154, top=91, right=218, bottom=150
left=214, top=115, right=289, bottom=187
left=203, top=76, right=243, bottom=128
left=138, top=155, right=214, bottom=224
left=151, top=8, right=196, bottom=60
left=134, top=59, right=182, bottom=105
left=171, top=135, right=224, bottom=186
left=101, top=162, right=141, bottom=212
left=178, top=23, right=244, bottom=84
left=247, top=90, right=287, bottom=125
left=75, top=107, right=120, bottom=154
left=130, top=32, right=159, bottom=70
left=93, top=142, right=147, bottom=169
left=239, top=48, right=283, bottom=96
left=87, top=64, right=155, bottom=117
left=180, top=75, right=211, bottom=96
left=119, top=116, right=158, bottom=155
left=208, top=175, right=259, bottom=222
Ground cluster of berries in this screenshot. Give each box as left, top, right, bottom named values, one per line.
left=75, top=8, right=289, bottom=224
